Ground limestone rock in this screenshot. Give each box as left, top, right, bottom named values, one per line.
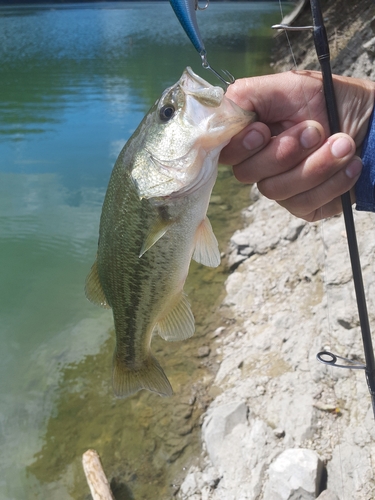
left=179, top=175, right=375, bottom=498
left=263, top=448, right=323, bottom=500
left=202, top=401, right=247, bottom=466
left=316, top=490, right=340, bottom=500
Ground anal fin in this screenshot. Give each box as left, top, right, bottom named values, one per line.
left=156, top=292, right=195, bottom=342
left=112, top=352, right=173, bottom=398
left=84, top=260, right=111, bottom=309
left=192, top=216, right=221, bottom=268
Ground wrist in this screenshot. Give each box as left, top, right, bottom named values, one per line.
left=355, top=104, right=375, bottom=211
left=334, top=75, right=375, bottom=148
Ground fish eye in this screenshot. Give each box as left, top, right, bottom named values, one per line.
left=159, top=104, right=175, bottom=122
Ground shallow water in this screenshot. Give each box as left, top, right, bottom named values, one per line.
left=0, top=2, right=282, bottom=498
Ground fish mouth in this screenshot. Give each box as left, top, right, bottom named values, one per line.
left=179, top=67, right=225, bottom=107
left=178, top=67, right=255, bottom=145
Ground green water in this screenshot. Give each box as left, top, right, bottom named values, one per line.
left=0, top=2, right=282, bottom=498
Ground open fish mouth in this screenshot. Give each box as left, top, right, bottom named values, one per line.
left=176, top=67, right=256, bottom=148
left=179, top=67, right=225, bottom=107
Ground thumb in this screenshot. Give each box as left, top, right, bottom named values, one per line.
left=220, top=121, right=271, bottom=166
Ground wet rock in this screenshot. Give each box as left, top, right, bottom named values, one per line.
left=178, top=423, right=194, bottom=436
left=173, top=404, right=194, bottom=420
left=263, top=448, right=324, bottom=500
left=197, top=346, right=211, bottom=358
left=211, top=326, right=225, bottom=339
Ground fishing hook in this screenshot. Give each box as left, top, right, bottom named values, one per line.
left=200, top=51, right=235, bottom=88
left=273, top=0, right=375, bottom=420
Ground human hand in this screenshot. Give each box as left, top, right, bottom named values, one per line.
left=220, top=70, right=375, bottom=221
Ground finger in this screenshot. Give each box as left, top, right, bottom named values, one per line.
left=233, top=120, right=325, bottom=184
left=284, top=186, right=356, bottom=222
left=259, top=134, right=357, bottom=201
left=220, top=122, right=271, bottom=166
left=225, top=71, right=327, bottom=128
left=275, top=156, right=362, bottom=221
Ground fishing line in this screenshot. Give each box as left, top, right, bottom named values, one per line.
left=276, top=1, right=297, bottom=69
left=318, top=209, right=346, bottom=500
left=273, top=2, right=315, bottom=138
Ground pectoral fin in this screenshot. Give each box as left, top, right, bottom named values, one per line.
left=156, top=292, right=195, bottom=341
left=84, top=260, right=111, bottom=309
left=139, top=216, right=174, bottom=257
left=192, top=216, right=221, bottom=268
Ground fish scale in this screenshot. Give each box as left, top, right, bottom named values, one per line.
left=85, top=67, right=255, bottom=398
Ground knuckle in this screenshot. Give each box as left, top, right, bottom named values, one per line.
left=274, top=136, right=300, bottom=171
left=258, top=175, right=290, bottom=201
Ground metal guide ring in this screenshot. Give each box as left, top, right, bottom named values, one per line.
left=317, top=351, right=366, bottom=370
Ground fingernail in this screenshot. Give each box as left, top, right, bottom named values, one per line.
left=243, top=129, right=264, bottom=150
left=331, top=136, right=353, bottom=158
left=345, top=158, right=362, bottom=179
left=300, top=126, right=321, bottom=149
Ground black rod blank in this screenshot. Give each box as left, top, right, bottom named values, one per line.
left=310, top=0, right=375, bottom=418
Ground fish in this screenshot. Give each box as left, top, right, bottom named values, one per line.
left=85, top=67, right=255, bottom=398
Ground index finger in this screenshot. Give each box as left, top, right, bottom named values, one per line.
left=233, top=120, right=325, bottom=184
left=226, top=71, right=328, bottom=135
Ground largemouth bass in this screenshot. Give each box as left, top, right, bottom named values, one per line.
left=85, top=67, right=255, bottom=398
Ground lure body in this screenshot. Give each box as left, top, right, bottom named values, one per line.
left=170, top=0, right=206, bottom=55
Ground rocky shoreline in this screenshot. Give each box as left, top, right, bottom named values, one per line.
left=177, top=1, right=375, bottom=499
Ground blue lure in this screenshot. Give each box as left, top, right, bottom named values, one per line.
left=169, top=0, right=206, bottom=55
left=169, top=0, right=234, bottom=88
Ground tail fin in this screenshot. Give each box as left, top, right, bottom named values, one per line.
left=112, top=352, right=173, bottom=398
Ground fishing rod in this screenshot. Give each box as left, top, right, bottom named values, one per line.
left=273, top=0, right=375, bottom=419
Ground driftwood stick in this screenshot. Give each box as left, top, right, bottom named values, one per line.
left=82, top=449, right=115, bottom=500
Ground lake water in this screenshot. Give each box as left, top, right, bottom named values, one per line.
left=0, top=2, right=283, bottom=498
